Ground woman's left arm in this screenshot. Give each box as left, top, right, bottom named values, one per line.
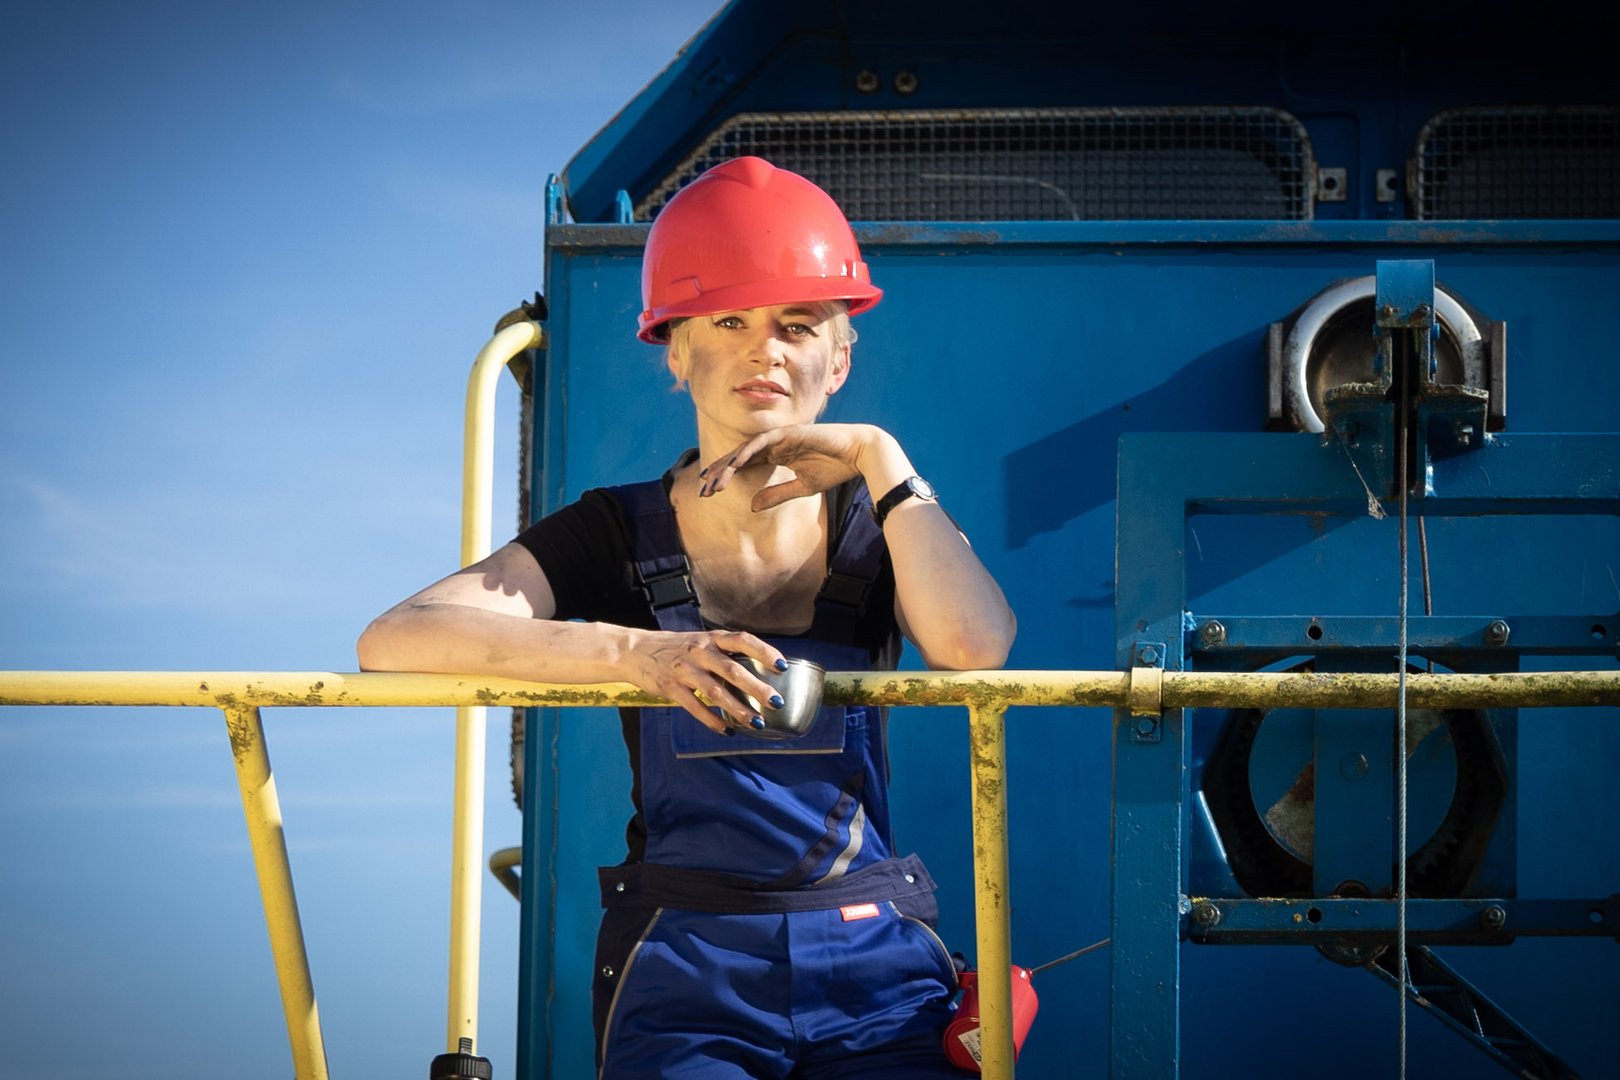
left=702, top=423, right=1017, bottom=670
left=851, top=427, right=1016, bottom=670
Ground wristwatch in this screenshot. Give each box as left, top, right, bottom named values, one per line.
left=872, top=475, right=937, bottom=527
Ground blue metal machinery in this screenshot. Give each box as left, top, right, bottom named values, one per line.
left=514, top=2, right=1619, bottom=1076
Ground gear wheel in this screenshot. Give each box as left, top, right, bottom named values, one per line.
left=1201, top=664, right=1506, bottom=901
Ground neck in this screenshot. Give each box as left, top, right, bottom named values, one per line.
left=673, top=447, right=822, bottom=539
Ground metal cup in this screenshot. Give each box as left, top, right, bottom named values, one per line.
left=733, top=656, right=826, bottom=740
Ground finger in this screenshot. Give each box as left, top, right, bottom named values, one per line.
left=700, top=440, right=772, bottom=497
left=715, top=634, right=789, bottom=707
left=723, top=437, right=767, bottom=472
left=751, top=478, right=816, bottom=512
left=694, top=671, right=762, bottom=728
left=668, top=686, right=731, bottom=734
left=718, top=630, right=785, bottom=672
left=714, top=654, right=788, bottom=713
left=699, top=456, right=739, bottom=497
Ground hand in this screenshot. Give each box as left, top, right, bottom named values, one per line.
left=625, top=628, right=787, bottom=733
left=700, top=423, right=879, bottom=510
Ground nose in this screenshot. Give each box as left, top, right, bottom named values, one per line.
left=752, top=329, right=788, bottom=367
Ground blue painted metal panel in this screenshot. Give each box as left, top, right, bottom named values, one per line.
left=517, top=2, right=1620, bottom=1074
left=562, top=3, right=1620, bottom=225
left=1116, top=430, right=1618, bottom=1077
left=523, top=222, right=1620, bottom=1077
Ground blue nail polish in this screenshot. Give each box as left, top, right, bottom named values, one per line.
left=774, top=658, right=788, bottom=672
left=750, top=716, right=766, bottom=730
left=769, top=694, right=785, bottom=710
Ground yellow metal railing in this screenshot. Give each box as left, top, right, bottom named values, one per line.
left=3, top=667, right=1617, bottom=1080
left=449, top=318, right=544, bottom=1053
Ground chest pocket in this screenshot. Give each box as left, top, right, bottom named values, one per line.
left=666, top=703, right=852, bottom=759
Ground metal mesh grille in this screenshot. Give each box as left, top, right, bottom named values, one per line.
left=637, top=108, right=1315, bottom=222
left=1413, top=106, right=1620, bottom=220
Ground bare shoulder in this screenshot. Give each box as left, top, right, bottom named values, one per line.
left=387, top=541, right=556, bottom=620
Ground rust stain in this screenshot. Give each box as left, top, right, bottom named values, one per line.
left=223, top=708, right=256, bottom=764
left=1286, top=761, right=1317, bottom=804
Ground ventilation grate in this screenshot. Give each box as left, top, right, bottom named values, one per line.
left=1413, top=106, right=1620, bottom=220
left=637, top=108, right=1316, bottom=222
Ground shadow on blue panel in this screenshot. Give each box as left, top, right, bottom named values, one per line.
left=1002, top=330, right=1268, bottom=553
left=1003, top=330, right=1360, bottom=607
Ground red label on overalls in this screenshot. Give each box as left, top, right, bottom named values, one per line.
left=840, top=903, right=880, bottom=921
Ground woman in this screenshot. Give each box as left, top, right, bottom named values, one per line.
left=359, top=156, right=1016, bottom=1077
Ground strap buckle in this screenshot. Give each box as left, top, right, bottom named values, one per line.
left=640, top=567, right=698, bottom=610
left=819, top=570, right=871, bottom=611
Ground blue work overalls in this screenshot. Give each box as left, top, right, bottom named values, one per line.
left=591, top=478, right=964, bottom=1079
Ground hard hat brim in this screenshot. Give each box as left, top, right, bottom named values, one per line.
left=638, top=279, right=882, bottom=344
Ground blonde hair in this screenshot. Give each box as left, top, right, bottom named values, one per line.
left=665, top=301, right=855, bottom=392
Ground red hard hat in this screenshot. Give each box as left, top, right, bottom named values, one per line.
left=637, top=156, right=882, bottom=344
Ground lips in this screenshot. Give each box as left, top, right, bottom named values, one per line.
left=734, top=379, right=788, bottom=399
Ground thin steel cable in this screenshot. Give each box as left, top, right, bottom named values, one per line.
left=1418, top=519, right=1434, bottom=619
left=1396, top=341, right=1413, bottom=1080
left=1419, top=519, right=1435, bottom=673
left=1029, top=937, right=1111, bottom=976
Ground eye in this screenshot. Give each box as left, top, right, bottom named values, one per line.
left=782, top=322, right=817, bottom=338
left=714, top=315, right=745, bottom=330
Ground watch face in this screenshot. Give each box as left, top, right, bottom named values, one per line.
left=911, top=476, right=936, bottom=500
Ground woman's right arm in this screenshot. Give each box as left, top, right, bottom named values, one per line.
left=356, top=541, right=784, bottom=732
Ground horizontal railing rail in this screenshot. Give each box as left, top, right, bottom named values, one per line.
left=3, top=667, right=1617, bottom=1079
left=6, top=667, right=1617, bottom=710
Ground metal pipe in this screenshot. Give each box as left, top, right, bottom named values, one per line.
left=462, top=316, right=543, bottom=566
left=3, top=668, right=1615, bottom=711
left=449, top=319, right=544, bottom=1053
left=221, top=705, right=329, bottom=1080
left=489, top=846, right=522, bottom=901
left=968, top=703, right=1016, bottom=1078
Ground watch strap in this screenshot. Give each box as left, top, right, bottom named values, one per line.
left=872, top=476, right=935, bottom=527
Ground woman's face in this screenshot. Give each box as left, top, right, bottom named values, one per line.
left=669, top=303, right=851, bottom=440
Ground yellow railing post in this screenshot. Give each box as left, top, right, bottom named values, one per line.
left=449, top=319, right=543, bottom=1055
left=221, top=705, right=329, bottom=1080
left=968, top=702, right=1016, bottom=1078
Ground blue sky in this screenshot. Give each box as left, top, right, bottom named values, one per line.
left=0, top=3, right=723, bottom=1076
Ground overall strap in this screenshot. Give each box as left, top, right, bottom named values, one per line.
left=808, top=482, right=886, bottom=648
left=607, top=479, right=704, bottom=633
